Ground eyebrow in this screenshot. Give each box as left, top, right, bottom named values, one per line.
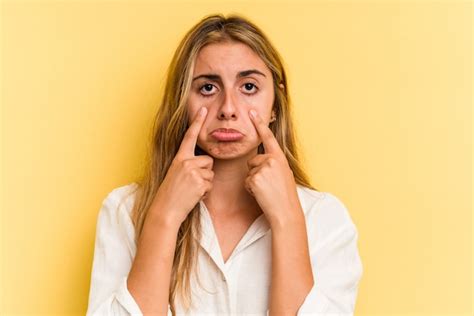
left=192, top=69, right=266, bottom=82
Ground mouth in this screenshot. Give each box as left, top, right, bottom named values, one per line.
left=210, top=128, right=244, bottom=142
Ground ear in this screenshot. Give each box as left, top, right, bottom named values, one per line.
left=278, top=83, right=285, bottom=90
left=270, top=109, right=277, bottom=123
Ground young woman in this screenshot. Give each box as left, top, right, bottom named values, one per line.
left=86, top=14, right=363, bottom=316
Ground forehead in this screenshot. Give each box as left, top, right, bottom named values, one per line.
left=193, top=41, right=271, bottom=77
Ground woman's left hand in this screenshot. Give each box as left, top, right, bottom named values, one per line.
left=245, top=109, right=304, bottom=228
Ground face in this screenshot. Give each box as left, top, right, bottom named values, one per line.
left=187, top=41, right=276, bottom=159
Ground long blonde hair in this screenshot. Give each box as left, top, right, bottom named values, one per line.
left=129, top=13, right=318, bottom=314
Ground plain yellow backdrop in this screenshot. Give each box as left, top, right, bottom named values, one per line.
left=1, top=0, right=472, bottom=315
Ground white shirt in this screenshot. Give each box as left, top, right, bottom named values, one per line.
left=86, top=182, right=363, bottom=315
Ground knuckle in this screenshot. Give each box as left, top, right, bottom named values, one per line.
left=206, top=156, right=214, bottom=167
left=253, top=173, right=262, bottom=183
left=190, top=168, right=200, bottom=179
left=245, top=178, right=251, bottom=188
left=248, top=175, right=256, bottom=185
left=267, top=157, right=277, bottom=167
left=182, top=159, right=192, bottom=169
left=196, top=179, right=206, bottom=190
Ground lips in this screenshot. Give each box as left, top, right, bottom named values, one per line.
left=210, top=128, right=244, bottom=141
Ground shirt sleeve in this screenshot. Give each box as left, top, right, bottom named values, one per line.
left=86, top=187, right=172, bottom=315
left=296, top=192, right=364, bottom=315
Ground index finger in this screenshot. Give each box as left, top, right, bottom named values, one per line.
left=249, top=109, right=282, bottom=155
left=177, top=107, right=207, bottom=158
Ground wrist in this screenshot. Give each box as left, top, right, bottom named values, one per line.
left=269, top=211, right=306, bottom=233
left=146, top=206, right=183, bottom=231
left=148, top=193, right=185, bottom=228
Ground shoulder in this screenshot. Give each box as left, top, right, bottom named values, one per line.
left=101, top=182, right=139, bottom=215
left=94, top=182, right=140, bottom=255
left=296, top=185, right=359, bottom=246
left=96, top=182, right=139, bottom=238
left=296, top=185, right=325, bottom=214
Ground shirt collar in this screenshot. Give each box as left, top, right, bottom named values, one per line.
left=194, top=199, right=271, bottom=271
left=193, top=185, right=310, bottom=270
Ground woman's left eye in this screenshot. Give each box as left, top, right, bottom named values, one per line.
left=242, top=83, right=258, bottom=94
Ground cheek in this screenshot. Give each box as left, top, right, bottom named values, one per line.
left=245, top=92, right=273, bottom=116
left=186, top=103, right=201, bottom=125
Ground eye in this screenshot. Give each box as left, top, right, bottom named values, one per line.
left=199, top=83, right=217, bottom=97
left=242, top=82, right=258, bottom=95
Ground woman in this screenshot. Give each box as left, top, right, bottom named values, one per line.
left=86, top=13, right=363, bottom=315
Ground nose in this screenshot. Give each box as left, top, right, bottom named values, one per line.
left=217, top=90, right=238, bottom=121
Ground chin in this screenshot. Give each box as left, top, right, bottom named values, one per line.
left=197, top=142, right=257, bottom=160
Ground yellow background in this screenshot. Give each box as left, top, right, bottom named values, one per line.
left=1, top=0, right=472, bottom=315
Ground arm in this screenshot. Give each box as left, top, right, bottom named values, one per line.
left=127, top=205, right=182, bottom=315
left=127, top=106, right=213, bottom=314
left=268, top=210, right=314, bottom=316
left=86, top=186, right=175, bottom=316
left=87, top=187, right=168, bottom=315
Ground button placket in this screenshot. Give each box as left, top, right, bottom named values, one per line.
left=220, top=270, right=231, bottom=315
left=228, top=252, right=244, bottom=315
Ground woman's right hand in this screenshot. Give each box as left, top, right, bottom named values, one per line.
left=151, top=107, right=214, bottom=226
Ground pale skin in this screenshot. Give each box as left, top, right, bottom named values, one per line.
left=127, top=41, right=313, bottom=315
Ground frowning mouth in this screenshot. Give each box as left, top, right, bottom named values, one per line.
left=210, top=128, right=244, bottom=141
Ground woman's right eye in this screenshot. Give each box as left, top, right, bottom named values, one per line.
left=199, top=83, right=217, bottom=97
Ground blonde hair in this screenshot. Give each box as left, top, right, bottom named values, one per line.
left=129, top=13, right=318, bottom=314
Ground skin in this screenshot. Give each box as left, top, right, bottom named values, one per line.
left=185, top=41, right=314, bottom=315
left=248, top=110, right=314, bottom=314
left=187, top=41, right=277, bottom=219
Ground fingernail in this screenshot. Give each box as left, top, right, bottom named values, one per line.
left=249, top=109, right=256, bottom=118
left=200, top=107, right=207, bottom=116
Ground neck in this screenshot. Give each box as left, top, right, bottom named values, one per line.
left=203, top=148, right=262, bottom=219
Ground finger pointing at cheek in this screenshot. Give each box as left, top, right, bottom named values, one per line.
left=249, top=109, right=283, bottom=157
